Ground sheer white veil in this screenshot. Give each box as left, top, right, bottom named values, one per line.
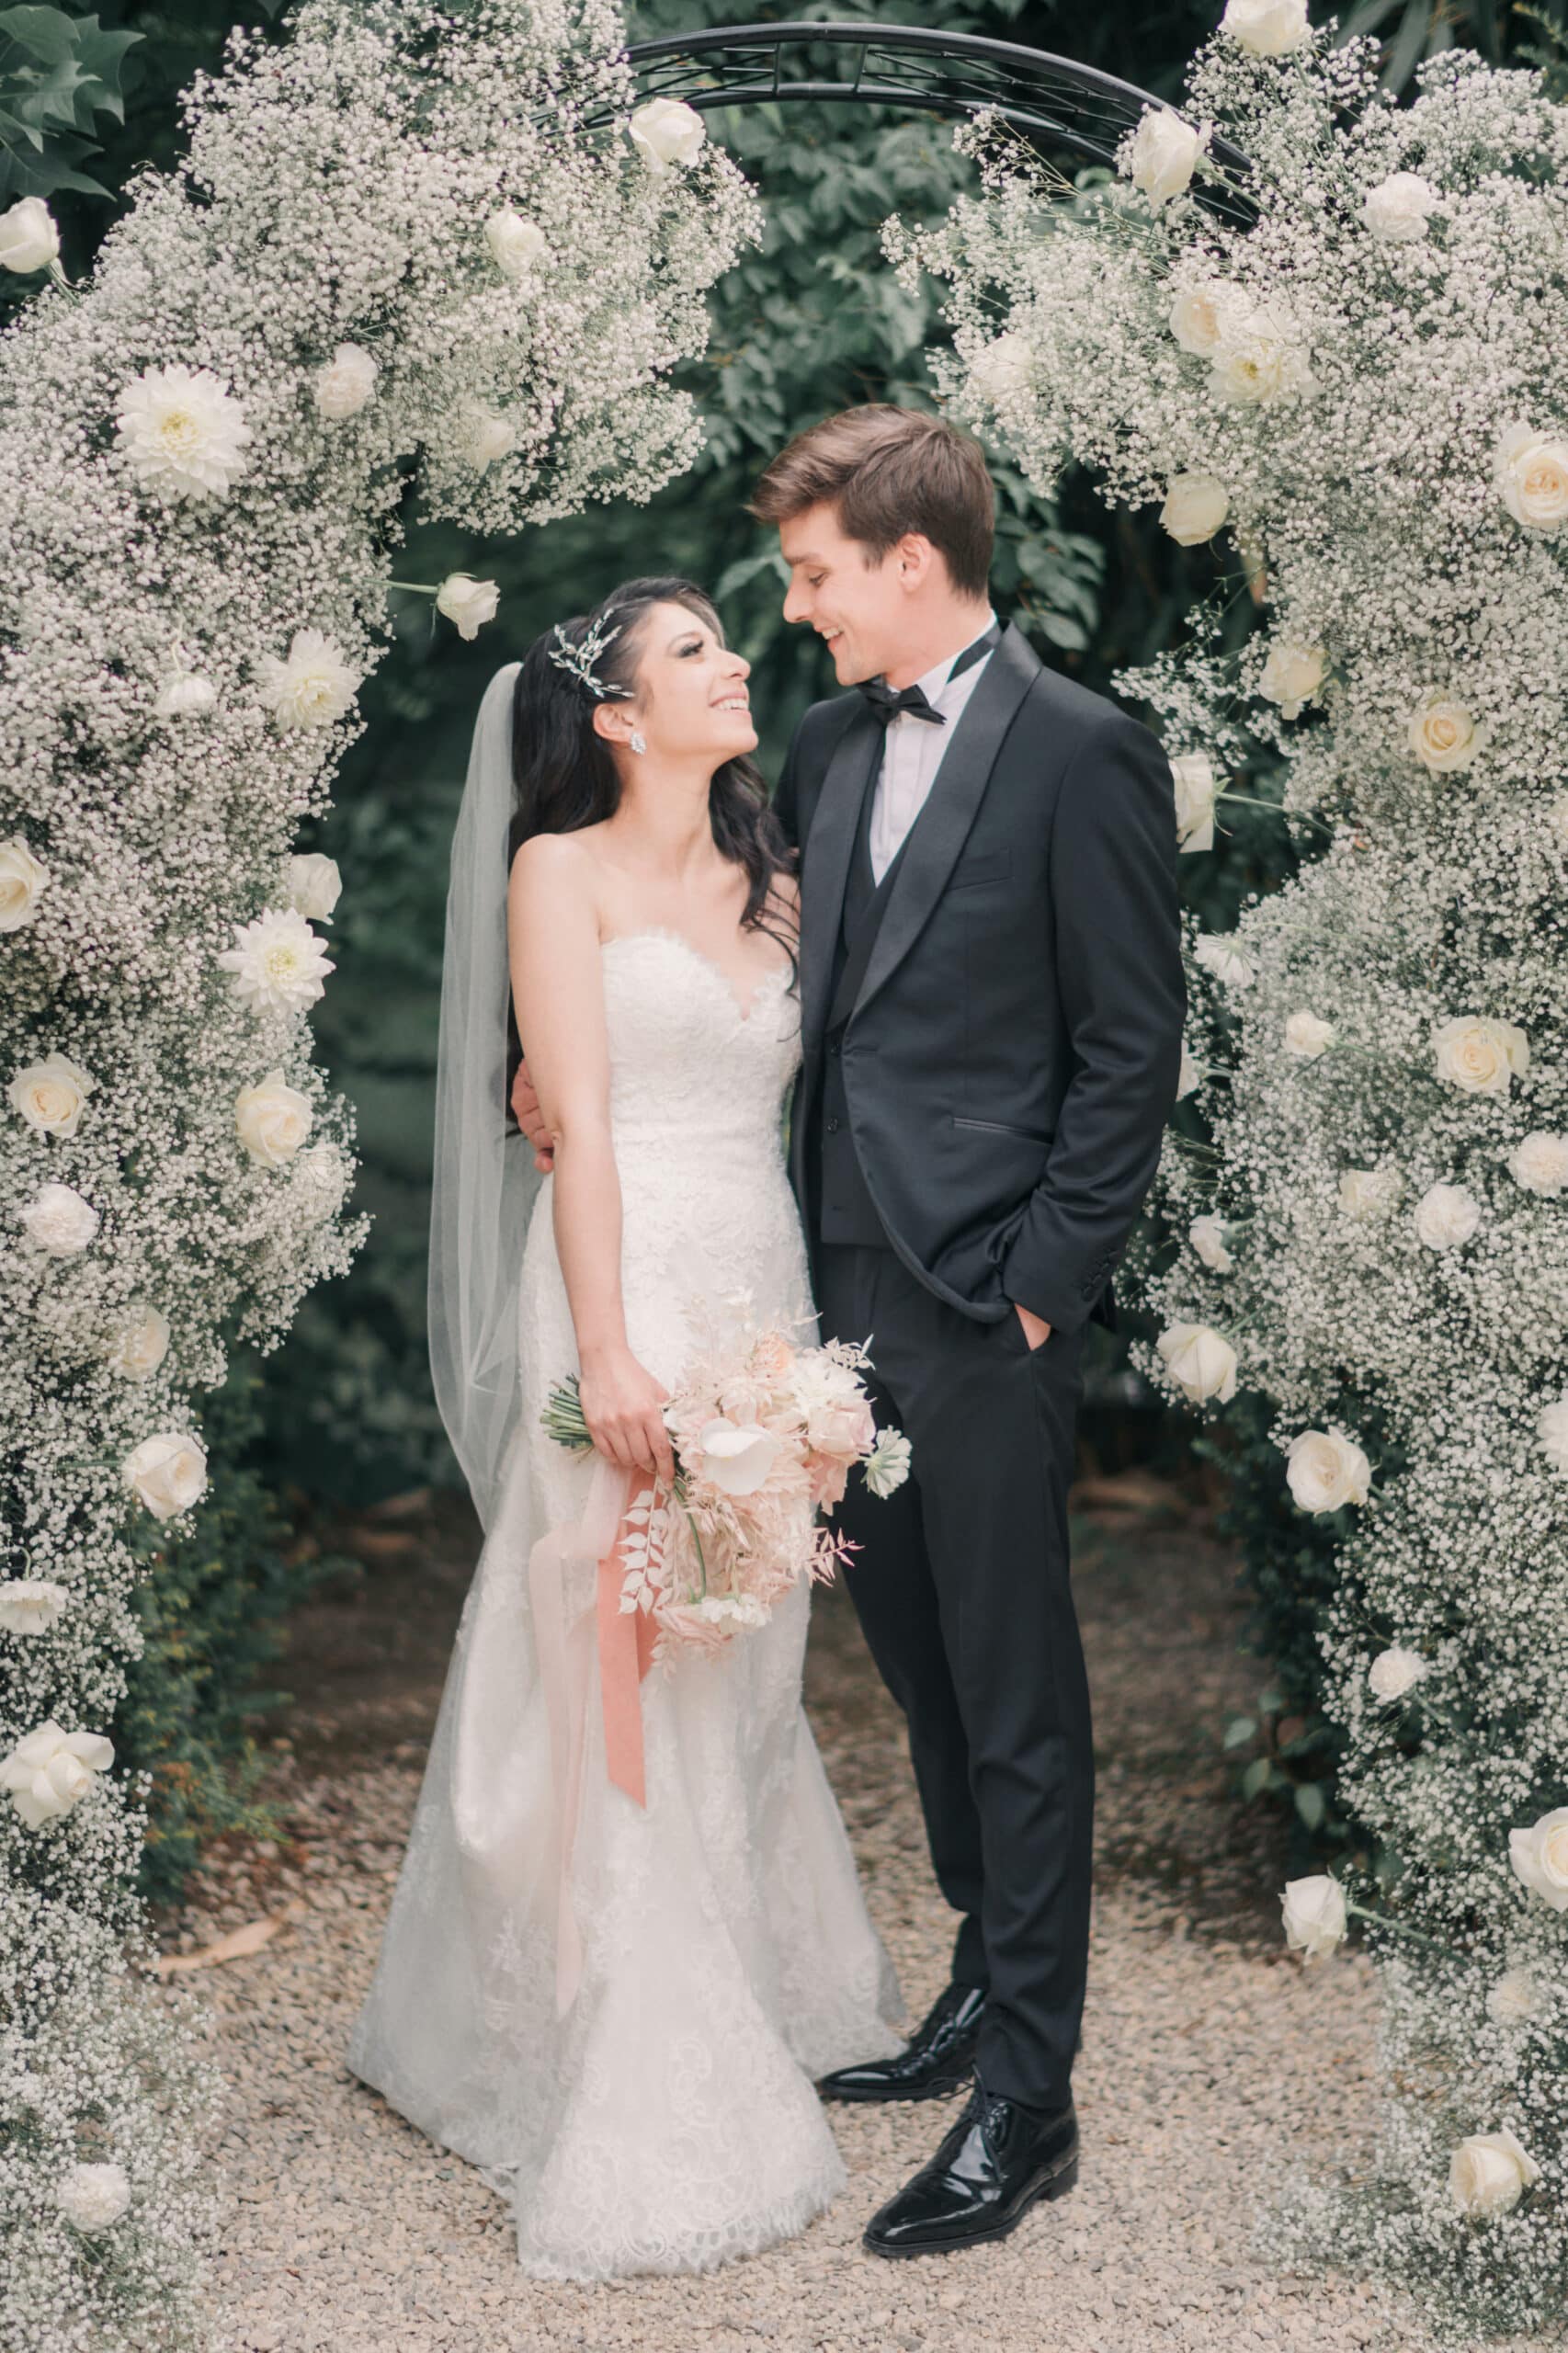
left=427, top=659, right=544, bottom=1532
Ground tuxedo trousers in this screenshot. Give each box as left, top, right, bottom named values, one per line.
left=813, top=1241, right=1093, bottom=2114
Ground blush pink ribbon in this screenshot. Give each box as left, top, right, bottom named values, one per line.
left=528, top=1456, right=657, bottom=2015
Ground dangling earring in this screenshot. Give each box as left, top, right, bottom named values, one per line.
left=630, top=730, right=647, bottom=756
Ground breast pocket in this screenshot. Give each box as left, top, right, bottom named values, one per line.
left=947, top=850, right=1011, bottom=893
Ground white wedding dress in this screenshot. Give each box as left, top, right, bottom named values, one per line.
left=347, top=926, right=903, bottom=2280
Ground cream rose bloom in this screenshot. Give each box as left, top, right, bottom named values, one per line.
left=122, top=1431, right=208, bottom=1521
left=0, top=836, right=51, bottom=930
left=1127, top=108, right=1210, bottom=209
left=968, top=331, right=1033, bottom=408
left=56, top=2159, right=132, bottom=2234
left=20, top=1181, right=97, bottom=1256
left=1285, top=1428, right=1370, bottom=1515
left=1431, top=1014, right=1529, bottom=1097
left=0, top=1720, right=114, bottom=1829
left=1280, top=1874, right=1347, bottom=1960
left=1284, top=1010, right=1335, bottom=1060
left=1156, top=1320, right=1238, bottom=1404
left=8, top=1051, right=93, bottom=1138
left=1168, top=278, right=1245, bottom=357
left=313, top=342, right=378, bottom=419
left=1509, top=1807, right=1568, bottom=1912
left=1364, top=172, right=1438, bottom=243
left=1368, top=1644, right=1426, bottom=1702
left=1171, top=751, right=1219, bottom=850
left=460, top=408, right=516, bottom=469
left=235, top=1069, right=312, bottom=1167
left=257, top=630, right=358, bottom=730
left=1415, top=1181, right=1481, bottom=1251
left=628, top=97, right=706, bottom=172
left=286, top=852, right=342, bottom=924
left=1408, top=695, right=1483, bottom=774
left=697, top=1417, right=781, bottom=1497
left=1176, top=1042, right=1202, bottom=1099
left=1211, top=304, right=1313, bottom=408
left=154, top=670, right=218, bottom=719
left=1194, top=931, right=1256, bottom=987
left=1538, top=1396, right=1568, bottom=1476
left=1160, top=474, right=1229, bottom=548
left=1259, top=638, right=1326, bottom=718
left=435, top=573, right=501, bottom=641
left=106, top=1302, right=170, bottom=1381
left=1449, top=2128, right=1540, bottom=2218
left=1221, top=0, right=1309, bottom=53
left=1507, top=1131, right=1568, bottom=1196
left=484, top=210, right=548, bottom=279
left=1487, top=1968, right=1543, bottom=2027
left=0, top=195, right=60, bottom=273
left=1338, top=1165, right=1402, bottom=1218
left=0, top=1579, right=70, bottom=1637
left=1188, top=1215, right=1233, bottom=1273
left=1494, top=422, right=1568, bottom=533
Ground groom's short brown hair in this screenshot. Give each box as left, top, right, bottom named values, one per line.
left=749, top=405, right=994, bottom=600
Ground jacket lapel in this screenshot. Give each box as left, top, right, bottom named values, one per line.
left=849, top=624, right=1040, bottom=1024
left=798, top=704, right=882, bottom=1054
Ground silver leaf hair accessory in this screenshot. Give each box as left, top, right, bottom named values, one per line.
left=546, top=611, right=630, bottom=699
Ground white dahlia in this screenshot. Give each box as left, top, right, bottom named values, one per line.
left=216, top=908, right=335, bottom=1016
left=257, top=631, right=358, bottom=730
left=114, top=363, right=251, bottom=502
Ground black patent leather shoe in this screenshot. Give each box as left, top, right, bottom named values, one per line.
left=816, top=1982, right=985, bottom=2104
left=862, top=2086, right=1079, bottom=2258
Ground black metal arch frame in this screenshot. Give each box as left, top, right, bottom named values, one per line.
left=616, top=21, right=1255, bottom=222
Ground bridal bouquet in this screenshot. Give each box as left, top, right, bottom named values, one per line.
left=542, top=1312, right=910, bottom=1660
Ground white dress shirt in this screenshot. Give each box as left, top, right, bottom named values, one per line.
left=866, top=609, right=1000, bottom=886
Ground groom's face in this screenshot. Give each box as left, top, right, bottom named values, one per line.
left=778, top=502, right=910, bottom=687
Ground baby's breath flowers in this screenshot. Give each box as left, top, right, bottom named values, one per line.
left=892, top=20, right=1568, bottom=2343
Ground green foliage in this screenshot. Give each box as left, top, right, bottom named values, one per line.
left=1334, top=0, right=1566, bottom=91
left=0, top=6, right=138, bottom=201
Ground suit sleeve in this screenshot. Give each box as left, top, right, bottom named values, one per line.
left=1001, top=714, right=1187, bottom=1336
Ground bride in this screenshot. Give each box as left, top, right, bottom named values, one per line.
left=346, top=574, right=903, bottom=2279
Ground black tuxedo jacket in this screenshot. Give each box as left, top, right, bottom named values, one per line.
left=773, top=623, right=1187, bottom=1338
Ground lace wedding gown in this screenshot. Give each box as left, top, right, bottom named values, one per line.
left=347, top=926, right=904, bottom=2280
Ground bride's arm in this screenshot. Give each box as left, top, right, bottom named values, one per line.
left=507, top=836, right=674, bottom=1483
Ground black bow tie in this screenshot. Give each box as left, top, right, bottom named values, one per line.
left=856, top=678, right=945, bottom=729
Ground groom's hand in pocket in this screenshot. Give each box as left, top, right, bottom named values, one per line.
left=511, top=1054, right=556, bottom=1173
left=1012, top=1301, right=1052, bottom=1351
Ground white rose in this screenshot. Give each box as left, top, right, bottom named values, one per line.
left=1176, top=1042, right=1202, bottom=1099
left=0, top=1719, right=114, bottom=1829
left=287, top=853, right=342, bottom=925
left=0, top=1579, right=69, bottom=1636
left=1211, top=304, right=1314, bottom=407
left=122, top=1431, right=208, bottom=1521
left=1507, top=1131, right=1568, bottom=1196
left=1168, top=278, right=1245, bottom=357
left=1494, top=423, right=1568, bottom=533
left=114, top=363, right=251, bottom=504
left=697, top=1416, right=781, bottom=1497
left=460, top=408, right=517, bottom=469
left=8, top=1051, right=92, bottom=1138
left=1194, top=931, right=1256, bottom=987
left=153, top=671, right=218, bottom=719
left=1127, top=108, right=1210, bottom=209
left=1280, top=1874, right=1347, bottom=1961
left=1407, top=696, right=1483, bottom=774
left=105, top=1302, right=170, bottom=1381
left=483, top=210, right=548, bottom=280
left=313, top=343, right=378, bottom=420
left=1338, top=1165, right=1401, bottom=1218
left=1285, top=1428, right=1371, bottom=1514
left=1259, top=639, right=1326, bottom=719
left=1432, top=1014, right=1529, bottom=1097
left=1449, top=2128, right=1540, bottom=2218
left=628, top=97, right=706, bottom=173
left=435, top=574, right=501, bottom=641
left=1170, top=751, right=1219, bottom=851
left=1155, top=1320, right=1238, bottom=1404
left=1364, top=171, right=1438, bottom=243
left=1368, top=1644, right=1426, bottom=1702
left=1161, top=475, right=1230, bottom=549
left=1510, top=1807, right=1568, bottom=1911
left=1284, top=1010, right=1335, bottom=1060
left=235, top=1069, right=312, bottom=1168
left=216, top=908, right=334, bottom=1017
left=1221, top=0, right=1310, bottom=53
left=1415, top=1181, right=1482, bottom=1251
left=20, top=1181, right=98, bottom=1256
left=1188, top=1214, right=1233, bottom=1273
left=968, top=331, right=1033, bottom=408
left=1487, top=1968, right=1543, bottom=2027
left=0, top=196, right=60, bottom=273
left=1538, top=1396, right=1568, bottom=1476
left=290, top=1142, right=351, bottom=1224
left=256, top=630, right=358, bottom=731
left=0, top=836, right=50, bottom=931
left=56, top=2160, right=131, bottom=2234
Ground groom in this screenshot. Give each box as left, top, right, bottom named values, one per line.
left=752, top=404, right=1186, bottom=2256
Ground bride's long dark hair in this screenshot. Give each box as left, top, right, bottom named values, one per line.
left=504, top=575, right=797, bottom=1115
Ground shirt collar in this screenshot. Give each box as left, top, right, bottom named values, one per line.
left=912, top=609, right=1000, bottom=707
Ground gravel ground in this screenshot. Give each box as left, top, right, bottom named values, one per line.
left=153, top=1479, right=1516, bottom=2353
